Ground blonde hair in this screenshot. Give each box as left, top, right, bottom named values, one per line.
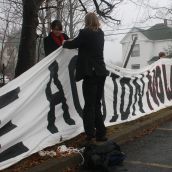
left=85, top=12, right=100, bottom=31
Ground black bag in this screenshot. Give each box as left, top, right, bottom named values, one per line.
left=82, top=141, right=126, bottom=172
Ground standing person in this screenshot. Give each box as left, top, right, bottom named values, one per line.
left=63, top=12, right=108, bottom=142
left=44, top=20, right=69, bottom=56
left=159, top=52, right=166, bottom=59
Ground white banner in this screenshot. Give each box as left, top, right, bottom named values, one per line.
left=0, top=47, right=172, bottom=170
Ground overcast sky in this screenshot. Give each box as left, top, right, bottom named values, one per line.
left=104, top=0, right=172, bottom=66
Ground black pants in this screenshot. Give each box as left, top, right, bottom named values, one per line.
left=82, top=74, right=106, bottom=138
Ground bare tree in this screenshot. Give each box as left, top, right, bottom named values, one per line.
left=128, top=0, right=172, bottom=22
left=0, top=13, right=10, bottom=72
left=14, top=0, right=123, bottom=77
left=0, top=0, right=21, bottom=78
left=5, top=33, right=19, bottom=79
left=15, top=0, right=45, bottom=77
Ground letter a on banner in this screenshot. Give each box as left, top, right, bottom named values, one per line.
left=45, top=61, right=75, bottom=134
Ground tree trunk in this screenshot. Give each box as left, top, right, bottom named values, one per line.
left=15, top=0, right=44, bottom=77
left=69, top=0, right=74, bottom=38
left=56, top=0, right=63, bottom=21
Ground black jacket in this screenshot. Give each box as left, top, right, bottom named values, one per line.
left=44, top=33, right=69, bottom=56
left=63, top=28, right=108, bottom=81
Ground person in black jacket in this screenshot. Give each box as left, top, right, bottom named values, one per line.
left=159, top=52, right=166, bottom=59
left=44, top=20, right=69, bottom=56
left=63, top=12, right=108, bottom=142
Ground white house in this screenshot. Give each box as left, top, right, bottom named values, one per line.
left=120, top=20, right=172, bottom=69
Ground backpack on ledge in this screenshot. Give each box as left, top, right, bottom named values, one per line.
left=82, top=141, right=126, bottom=172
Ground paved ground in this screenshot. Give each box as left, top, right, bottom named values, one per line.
left=23, top=108, right=172, bottom=172
left=78, top=120, right=172, bottom=172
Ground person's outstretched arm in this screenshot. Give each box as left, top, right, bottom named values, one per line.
left=63, top=30, right=83, bottom=49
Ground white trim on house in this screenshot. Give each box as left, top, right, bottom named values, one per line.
left=121, top=24, right=172, bottom=69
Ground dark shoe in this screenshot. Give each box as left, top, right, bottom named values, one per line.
left=96, top=136, right=108, bottom=142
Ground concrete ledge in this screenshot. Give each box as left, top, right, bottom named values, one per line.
left=112, top=107, right=172, bottom=144
left=26, top=107, right=172, bottom=172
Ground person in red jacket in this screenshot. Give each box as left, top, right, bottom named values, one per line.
left=44, top=20, right=69, bottom=56
left=63, top=13, right=108, bottom=142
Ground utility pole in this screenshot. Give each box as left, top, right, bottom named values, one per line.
left=123, top=37, right=137, bottom=68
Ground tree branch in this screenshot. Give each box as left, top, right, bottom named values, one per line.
left=92, top=0, right=121, bottom=24
left=39, top=5, right=59, bottom=10
left=78, top=0, right=88, bottom=14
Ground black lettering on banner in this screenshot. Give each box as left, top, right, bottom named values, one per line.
left=132, top=77, right=145, bottom=116
left=152, top=69, right=159, bottom=106
left=155, top=66, right=164, bottom=103
left=120, top=77, right=133, bottom=120
left=0, top=142, right=29, bottom=162
left=45, top=61, right=75, bottom=134
left=140, top=74, right=145, bottom=99
left=68, top=56, right=83, bottom=118
left=162, top=65, right=172, bottom=100
left=109, top=73, right=119, bottom=122
left=146, top=70, right=159, bottom=110
left=0, top=121, right=17, bottom=137
left=0, top=87, right=20, bottom=109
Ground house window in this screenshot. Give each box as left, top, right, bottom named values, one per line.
left=131, top=44, right=140, bottom=57
left=131, top=64, right=140, bottom=69
left=132, top=34, right=138, bottom=41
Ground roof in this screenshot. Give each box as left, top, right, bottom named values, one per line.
left=139, top=23, right=172, bottom=40
left=148, top=56, right=159, bottom=64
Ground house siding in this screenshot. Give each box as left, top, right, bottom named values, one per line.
left=121, top=26, right=172, bottom=69
left=121, top=30, right=149, bottom=69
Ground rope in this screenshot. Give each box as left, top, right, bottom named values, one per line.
left=38, top=145, right=85, bottom=165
